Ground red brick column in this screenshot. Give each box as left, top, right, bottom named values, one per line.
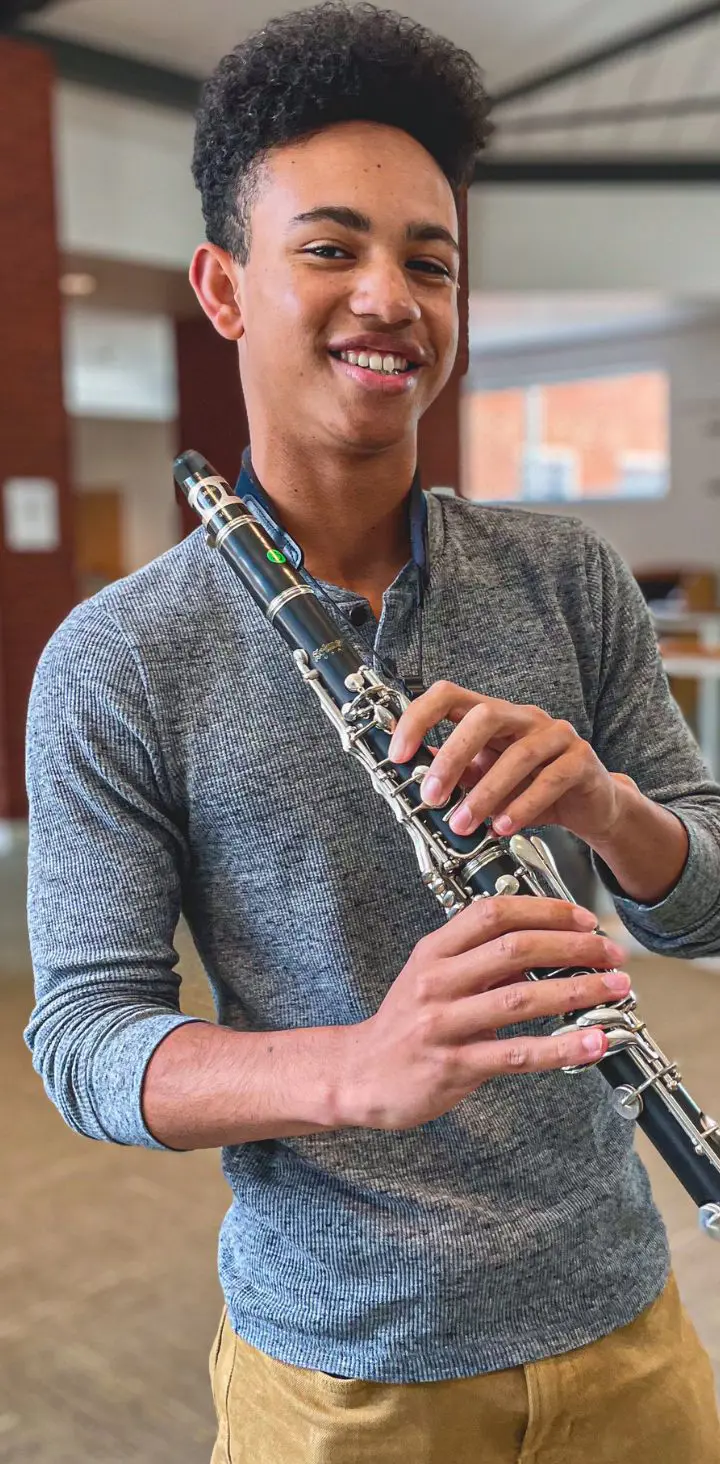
left=418, top=367, right=462, bottom=490
left=174, top=318, right=249, bottom=537
left=0, top=37, right=76, bottom=820
left=418, top=189, right=468, bottom=491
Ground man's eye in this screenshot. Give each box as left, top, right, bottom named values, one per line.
left=407, top=259, right=453, bottom=279
left=303, top=244, right=352, bottom=260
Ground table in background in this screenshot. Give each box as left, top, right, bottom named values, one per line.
left=654, top=611, right=720, bottom=778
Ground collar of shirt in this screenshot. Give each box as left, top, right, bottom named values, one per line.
left=235, top=446, right=430, bottom=604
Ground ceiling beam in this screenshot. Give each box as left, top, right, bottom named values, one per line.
left=493, top=1, right=720, bottom=108
left=0, top=0, right=57, bottom=25
left=9, top=26, right=202, bottom=110
left=500, top=95, right=720, bottom=134
left=473, top=154, right=720, bottom=184
left=12, top=13, right=720, bottom=184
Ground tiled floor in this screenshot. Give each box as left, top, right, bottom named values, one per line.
left=1, top=836, right=225, bottom=1464
left=2, top=835, right=719, bottom=1462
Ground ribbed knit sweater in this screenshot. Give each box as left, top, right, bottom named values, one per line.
left=25, top=494, right=720, bottom=1382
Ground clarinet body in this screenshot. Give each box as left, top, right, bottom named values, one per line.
left=174, top=450, right=720, bottom=1240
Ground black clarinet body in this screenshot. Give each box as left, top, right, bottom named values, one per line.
left=174, top=449, right=720, bottom=1239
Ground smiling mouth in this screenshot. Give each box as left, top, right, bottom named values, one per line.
left=328, top=348, right=420, bottom=377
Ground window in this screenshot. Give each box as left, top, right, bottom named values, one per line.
left=461, top=370, right=669, bottom=504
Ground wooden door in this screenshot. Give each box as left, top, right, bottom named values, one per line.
left=73, top=489, right=124, bottom=600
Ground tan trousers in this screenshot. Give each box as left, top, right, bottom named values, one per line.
left=209, top=1273, right=720, bottom=1463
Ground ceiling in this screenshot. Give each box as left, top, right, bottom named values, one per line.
left=28, top=0, right=690, bottom=82
left=468, top=292, right=720, bottom=350
left=29, top=0, right=720, bottom=156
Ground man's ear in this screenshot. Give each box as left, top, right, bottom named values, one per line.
left=189, top=244, right=244, bottom=341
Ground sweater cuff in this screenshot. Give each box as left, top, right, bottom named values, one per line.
left=90, top=1011, right=205, bottom=1150
left=592, top=810, right=716, bottom=939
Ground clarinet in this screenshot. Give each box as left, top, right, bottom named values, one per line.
left=174, top=449, right=720, bottom=1241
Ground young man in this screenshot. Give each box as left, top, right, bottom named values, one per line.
left=26, top=6, right=720, bottom=1461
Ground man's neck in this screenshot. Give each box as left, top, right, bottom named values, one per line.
left=247, top=437, right=418, bottom=612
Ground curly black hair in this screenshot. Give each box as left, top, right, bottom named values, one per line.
left=192, top=2, right=492, bottom=262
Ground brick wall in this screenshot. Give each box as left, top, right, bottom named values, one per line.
left=417, top=188, right=468, bottom=490
left=175, top=317, right=249, bottom=535
left=544, top=373, right=667, bottom=493
left=462, top=372, right=668, bottom=501
left=0, top=37, right=76, bottom=819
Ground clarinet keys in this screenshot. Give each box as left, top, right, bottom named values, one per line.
left=495, top=874, right=520, bottom=896
left=612, top=1085, right=643, bottom=1121
left=699, top=1204, right=720, bottom=1241
left=421, top=869, right=461, bottom=914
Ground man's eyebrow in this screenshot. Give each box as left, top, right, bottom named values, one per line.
left=406, top=221, right=459, bottom=254
left=288, top=206, right=459, bottom=253
left=288, top=206, right=371, bottom=232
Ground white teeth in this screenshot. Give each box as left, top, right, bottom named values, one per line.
left=336, top=350, right=413, bottom=375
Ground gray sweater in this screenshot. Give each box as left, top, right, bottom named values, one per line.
left=25, top=493, right=720, bottom=1382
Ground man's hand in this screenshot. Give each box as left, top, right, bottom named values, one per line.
left=338, top=897, right=630, bottom=1132
left=388, top=682, right=626, bottom=848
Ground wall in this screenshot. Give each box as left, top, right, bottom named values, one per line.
left=468, top=188, right=720, bottom=293
left=465, top=319, right=720, bottom=573
left=54, top=83, right=201, bottom=267
left=0, top=37, right=76, bottom=820
left=175, top=316, right=248, bottom=531
left=70, top=418, right=181, bottom=575
left=63, top=308, right=178, bottom=421
left=53, top=84, right=720, bottom=295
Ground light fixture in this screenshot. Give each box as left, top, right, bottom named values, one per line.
left=60, top=273, right=98, bottom=298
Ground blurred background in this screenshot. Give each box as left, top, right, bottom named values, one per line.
left=2, top=1, right=720, bottom=1459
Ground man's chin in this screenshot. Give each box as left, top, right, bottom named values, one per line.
left=324, top=402, right=421, bottom=456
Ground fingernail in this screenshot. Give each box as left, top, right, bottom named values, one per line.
left=603, top=970, right=631, bottom=994
left=449, top=804, right=474, bottom=834
left=573, top=908, right=598, bottom=930
left=604, top=940, right=627, bottom=963
left=421, top=774, right=443, bottom=804
left=388, top=735, right=408, bottom=762
left=493, top=815, right=513, bottom=835
left=581, top=1030, right=605, bottom=1057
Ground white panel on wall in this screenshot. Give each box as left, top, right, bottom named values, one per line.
left=54, top=83, right=203, bottom=268
left=63, top=307, right=178, bottom=420
left=468, top=188, right=720, bottom=293
left=70, top=418, right=181, bottom=574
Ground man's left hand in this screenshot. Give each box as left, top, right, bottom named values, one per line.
left=387, top=682, right=629, bottom=850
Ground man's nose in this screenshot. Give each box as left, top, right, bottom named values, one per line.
left=349, top=259, right=421, bottom=324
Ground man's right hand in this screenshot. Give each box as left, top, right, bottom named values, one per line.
left=339, top=897, right=630, bottom=1131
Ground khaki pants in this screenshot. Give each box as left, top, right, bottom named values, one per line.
left=210, top=1273, right=720, bottom=1463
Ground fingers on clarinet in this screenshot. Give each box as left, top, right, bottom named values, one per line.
left=488, top=1026, right=607, bottom=1077
left=429, top=895, right=595, bottom=958
left=457, top=931, right=624, bottom=992
left=477, top=970, right=630, bottom=1031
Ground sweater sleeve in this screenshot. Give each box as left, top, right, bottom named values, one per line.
left=585, top=531, right=720, bottom=958
left=24, top=599, right=203, bottom=1148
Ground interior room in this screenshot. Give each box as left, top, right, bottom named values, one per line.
left=2, top=2, right=720, bottom=1460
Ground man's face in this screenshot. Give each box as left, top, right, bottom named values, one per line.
left=233, top=120, right=460, bottom=455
